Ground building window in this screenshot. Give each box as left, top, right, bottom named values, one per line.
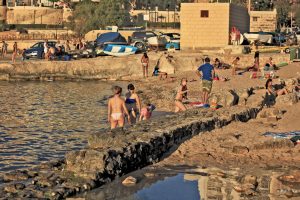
left=200, top=10, right=209, bottom=18
left=253, top=17, right=259, bottom=22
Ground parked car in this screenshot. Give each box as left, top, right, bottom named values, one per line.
left=129, top=31, right=167, bottom=51
left=24, top=41, right=58, bottom=59
left=162, top=33, right=180, bottom=43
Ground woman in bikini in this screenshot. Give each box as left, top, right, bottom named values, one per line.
left=108, top=86, right=130, bottom=129
left=125, top=84, right=141, bottom=123
left=174, top=78, right=188, bottom=113
left=266, top=79, right=288, bottom=96
left=141, top=53, right=149, bottom=78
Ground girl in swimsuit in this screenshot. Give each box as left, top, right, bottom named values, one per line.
left=108, top=86, right=130, bottom=129
left=125, top=84, right=141, bottom=123
left=174, top=78, right=188, bottom=113
left=141, top=53, right=149, bottom=78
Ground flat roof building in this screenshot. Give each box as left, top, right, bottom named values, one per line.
left=180, top=3, right=250, bottom=49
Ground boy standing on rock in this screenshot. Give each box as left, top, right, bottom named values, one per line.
left=108, top=86, right=131, bottom=129
left=196, top=57, right=215, bottom=107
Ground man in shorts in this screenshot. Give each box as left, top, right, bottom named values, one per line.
left=196, top=57, right=215, bottom=107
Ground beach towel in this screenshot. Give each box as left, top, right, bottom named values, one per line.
left=276, top=62, right=288, bottom=68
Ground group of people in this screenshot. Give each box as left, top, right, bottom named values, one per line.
left=174, top=57, right=215, bottom=112
left=107, top=83, right=155, bottom=129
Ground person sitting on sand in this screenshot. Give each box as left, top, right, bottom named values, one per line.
left=125, top=84, right=141, bottom=123
left=266, top=79, right=288, bottom=97
left=214, top=58, right=222, bottom=69
left=139, top=103, right=156, bottom=121
left=264, top=57, right=276, bottom=71
left=108, top=86, right=130, bottom=129
left=174, top=78, right=188, bottom=112
left=152, top=61, right=168, bottom=80
left=231, top=57, right=240, bottom=75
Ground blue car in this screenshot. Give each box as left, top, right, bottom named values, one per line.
left=24, top=41, right=57, bottom=59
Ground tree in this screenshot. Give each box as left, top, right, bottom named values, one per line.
left=67, top=0, right=131, bottom=36
left=275, top=0, right=291, bottom=29
left=294, top=6, right=300, bottom=26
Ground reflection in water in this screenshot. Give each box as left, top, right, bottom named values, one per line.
left=0, top=81, right=123, bottom=174
left=80, top=166, right=297, bottom=200
left=135, top=174, right=200, bottom=200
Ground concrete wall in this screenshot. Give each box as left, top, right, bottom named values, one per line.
left=6, top=7, right=64, bottom=24
left=229, top=4, right=250, bottom=34
left=181, top=3, right=230, bottom=49
left=250, top=10, right=277, bottom=32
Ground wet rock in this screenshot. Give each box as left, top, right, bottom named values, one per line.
left=232, top=146, right=249, bottom=154
left=4, top=184, right=18, bottom=193
left=122, top=176, right=137, bottom=186
left=15, top=183, right=25, bottom=190
left=37, top=178, right=55, bottom=187
left=3, top=171, right=29, bottom=182
left=144, top=172, right=155, bottom=178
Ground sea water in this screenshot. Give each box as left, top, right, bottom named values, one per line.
left=0, top=81, right=126, bottom=175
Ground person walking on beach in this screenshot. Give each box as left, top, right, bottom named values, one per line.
left=141, top=53, right=149, bottom=78
left=12, top=42, right=18, bottom=63
left=196, top=57, right=215, bottom=107
left=174, top=78, right=188, bottom=112
left=125, top=84, right=141, bottom=123
left=65, top=40, right=71, bottom=52
left=2, top=41, right=8, bottom=58
left=43, top=40, right=49, bottom=60
left=108, top=86, right=131, bottom=129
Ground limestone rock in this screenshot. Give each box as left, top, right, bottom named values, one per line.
left=242, top=175, right=258, bottom=186
left=3, top=171, right=29, bottom=182
left=122, top=176, right=137, bottom=186
left=232, top=146, right=249, bottom=154
left=276, top=93, right=298, bottom=105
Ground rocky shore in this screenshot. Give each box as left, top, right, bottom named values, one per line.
left=0, top=100, right=263, bottom=199
left=0, top=55, right=298, bottom=199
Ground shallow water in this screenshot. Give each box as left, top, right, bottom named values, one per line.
left=79, top=166, right=297, bottom=200
left=0, top=81, right=125, bottom=174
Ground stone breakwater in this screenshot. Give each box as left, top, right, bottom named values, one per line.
left=0, top=104, right=262, bottom=199
left=0, top=52, right=290, bottom=81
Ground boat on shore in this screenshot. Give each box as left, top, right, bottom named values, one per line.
left=243, top=32, right=273, bottom=44
left=103, top=44, right=138, bottom=56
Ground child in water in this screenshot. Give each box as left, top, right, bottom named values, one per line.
left=174, top=78, right=188, bottom=112
left=108, top=86, right=131, bottom=129
left=139, top=103, right=156, bottom=121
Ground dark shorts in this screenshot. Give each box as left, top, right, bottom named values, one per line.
left=202, top=80, right=212, bottom=93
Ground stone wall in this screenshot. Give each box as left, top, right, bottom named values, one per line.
left=6, top=7, right=64, bottom=24
left=250, top=10, right=277, bottom=32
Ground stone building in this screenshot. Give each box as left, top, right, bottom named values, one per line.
left=249, top=10, right=277, bottom=32
left=180, top=3, right=250, bottom=49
